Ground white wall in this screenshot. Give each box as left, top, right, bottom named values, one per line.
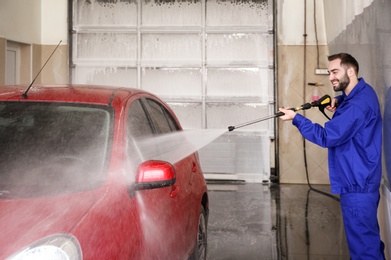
left=323, top=0, right=374, bottom=43
left=0, top=0, right=42, bottom=43
left=0, top=0, right=67, bottom=45
left=41, top=0, right=68, bottom=44
left=278, top=0, right=327, bottom=45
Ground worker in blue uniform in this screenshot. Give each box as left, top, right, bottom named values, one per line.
left=279, top=53, right=385, bottom=259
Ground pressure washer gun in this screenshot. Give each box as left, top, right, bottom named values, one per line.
left=228, top=94, right=332, bottom=132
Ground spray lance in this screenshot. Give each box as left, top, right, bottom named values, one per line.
left=228, top=94, right=332, bottom=132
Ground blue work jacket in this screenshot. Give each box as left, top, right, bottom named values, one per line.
left=292, top=78, right=382, bottom=194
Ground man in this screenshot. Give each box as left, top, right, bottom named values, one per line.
left=279, top=53, right=385, bottom=259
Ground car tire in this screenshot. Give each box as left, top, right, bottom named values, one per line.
left=189, top=205, right=207, bottom=260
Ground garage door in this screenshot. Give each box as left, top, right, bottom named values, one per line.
left=71, top=0, right=275, bottom=182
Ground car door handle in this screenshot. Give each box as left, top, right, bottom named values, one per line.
left=170, top=184, right=179, bottom=198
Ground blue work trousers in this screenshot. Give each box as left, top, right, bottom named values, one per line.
left=340, top=191, right=385, bottom=260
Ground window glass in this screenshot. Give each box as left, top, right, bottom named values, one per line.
left=146, top=99, right=179, bottom=134
left=126, top=99, right=155, bottom=172
left=166, top=110, right=180, bottom=131
left=127, top=99, right=154, bottom=138
left=0, top=102, right=112, bottom=198
left=133, top=99, right=185, bottom=165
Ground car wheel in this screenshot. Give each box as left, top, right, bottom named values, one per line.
left=189, top=205, right=207, bottom=260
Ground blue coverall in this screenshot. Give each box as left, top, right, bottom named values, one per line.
left=291, top=78, right=385, bottom=259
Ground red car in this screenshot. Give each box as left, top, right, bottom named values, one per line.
left=0, top=85, right=208, bottom=259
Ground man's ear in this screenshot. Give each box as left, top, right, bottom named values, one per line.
left=347, top=68, right=353, bottom=76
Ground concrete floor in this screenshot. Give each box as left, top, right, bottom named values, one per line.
left=206, top=182, right=349, bottom=260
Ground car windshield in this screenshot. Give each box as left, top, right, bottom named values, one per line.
left=0, top=102, right=113, bottom=198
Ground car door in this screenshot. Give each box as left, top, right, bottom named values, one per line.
left=125, top=97, right=196, bottom=258
left=143, top=98, right=197, bottom=253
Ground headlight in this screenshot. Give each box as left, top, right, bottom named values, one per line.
left=7, top=234, right=82, bottom=260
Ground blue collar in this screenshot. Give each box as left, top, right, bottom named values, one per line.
left=342, top=77, right=366, bottom=100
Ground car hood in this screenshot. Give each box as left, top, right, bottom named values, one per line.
left=0, top=190, right=100, bottom=258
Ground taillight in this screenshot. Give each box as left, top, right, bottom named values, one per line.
left=135, top=160, right=176, bottom=190
left=6, top=234, right=82, bottom=260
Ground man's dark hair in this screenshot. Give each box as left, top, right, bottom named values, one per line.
left=328, top=53, right=359, bottom=75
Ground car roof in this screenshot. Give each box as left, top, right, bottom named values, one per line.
left=0, top=85, right=149, bottom=105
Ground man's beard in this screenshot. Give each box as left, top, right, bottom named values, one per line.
left=333, top=73, right=350, bottom=92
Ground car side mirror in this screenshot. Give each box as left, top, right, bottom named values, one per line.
left=134, top=160, right=176, bottom=191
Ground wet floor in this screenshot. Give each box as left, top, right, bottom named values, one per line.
left=206, top=182, right=349, bottom=260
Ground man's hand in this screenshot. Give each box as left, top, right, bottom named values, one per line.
left=278, top=108, right=297, bottom=121
left=326, top=97, right=338, bottom=112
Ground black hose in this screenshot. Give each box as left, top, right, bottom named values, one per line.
left=302, top=0, right=339, bottom=202
left=303, top=140, right=340, bottom=202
